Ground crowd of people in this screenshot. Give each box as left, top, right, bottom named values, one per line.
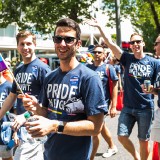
left=0, top=17, right=159, bottom=160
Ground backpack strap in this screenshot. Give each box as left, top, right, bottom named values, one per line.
left=106, top=64, right=113, bottom=97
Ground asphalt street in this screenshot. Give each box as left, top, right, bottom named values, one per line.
left=94, top=96, right=158, bottom=160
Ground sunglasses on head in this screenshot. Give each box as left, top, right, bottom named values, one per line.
left=129, top=40, right=142, bottom=45
left=93, top=51, right=103, bottom=54
left=154, top=42, right=160, bottom=46
left=52, top=36, right=76, bottom=44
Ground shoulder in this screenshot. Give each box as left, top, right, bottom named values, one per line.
left=32, top=58, right=51, bottom=71
left=3, top=81, right=12, bottom=88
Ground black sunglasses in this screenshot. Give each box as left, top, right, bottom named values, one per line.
left=129, top=40, right=142, bottom=45
left=154, top=42, right=160, bottom=46
left=52, top=36, right=76, bottom=44
left=93, top=51, right=103, bottom=54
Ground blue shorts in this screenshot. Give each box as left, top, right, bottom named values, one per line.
left=117, top=107, right=154, bottom=141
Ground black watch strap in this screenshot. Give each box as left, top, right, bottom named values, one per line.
left=57, top=121, right=64, bottom=134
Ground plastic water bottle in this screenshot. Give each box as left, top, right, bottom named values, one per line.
left=6, top=139, right=15, bottom=151
left=24, top=112, right=47, bottom=143
left=6, top=111, right=16, bottom=122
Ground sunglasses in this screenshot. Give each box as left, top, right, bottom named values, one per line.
left=93, top=51, right=103, bottom=54
left=129, top=40, right=142, bottom=45
left=154, top=42, right=160, bottom=46
left=52, top=36, right=76, bottom=44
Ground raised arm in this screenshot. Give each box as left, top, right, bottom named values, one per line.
left=84, top=19, right=123, bottom=60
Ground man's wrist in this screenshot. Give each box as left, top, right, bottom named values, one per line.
left=57, top=121, right=65, bottom=134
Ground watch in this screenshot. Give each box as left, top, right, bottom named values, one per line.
left=57, top=121, right=64, bottom=134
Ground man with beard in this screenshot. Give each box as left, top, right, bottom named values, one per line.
left=19, top=18, right=107, bottom=160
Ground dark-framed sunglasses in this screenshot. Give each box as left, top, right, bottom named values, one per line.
left=154, top=42, right=160, bottom=46
left=93, top=51, right=103, bottom=54
left=52, top=36, right=76, bottom=44
left=129, top=40, right=142, bottom=45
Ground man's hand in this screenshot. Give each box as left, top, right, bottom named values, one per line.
left=12, top=114, right=26, bottom=131
left=83, top=18, right=100, bottom=28
left=25, top=115, right=59, bottom=137
left=109, top=106, right=117, bottom=118
left=18, top=93, right=38, bottom=113
left=12, top=132, right=19, bottom=146
left=141, top=84, right=154, bottom=94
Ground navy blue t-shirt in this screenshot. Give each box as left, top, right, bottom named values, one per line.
left=87, top=63, right=118, bottom=106
left=120, top=52, right=159, bottom=109
left=154, top=62, right=160, bottom=107
left=42, top=63, right=107, bottom=160
left=0, top=81, right=12, bottom=145
left=11, top=58, right=51, bottom=114
left=113, top=64, right=121, bottom=74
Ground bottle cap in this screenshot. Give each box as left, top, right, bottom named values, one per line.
left=24, top=112, right=31, bottom=119
left=6, top=111, right=10, bottom=115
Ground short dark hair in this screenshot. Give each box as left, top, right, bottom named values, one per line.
left=16, top=30, right=36, bottom=45
left=93, top=44, right=104, bottom=51
left=54, top=18, right=81, bottom=40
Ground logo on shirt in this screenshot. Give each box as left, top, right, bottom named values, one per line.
left=32, top=66, right=38, bottom=77
left=0, top=92, right=6, bottom=108
left=70, top=76, right=79, bottom=86
left=154, top=72, right=160, bottom=88
left=129, top=63, right=151, bottom=78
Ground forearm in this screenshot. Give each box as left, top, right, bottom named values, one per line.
left=97, top=25, right=122, bottom=60
left=51, top=113, right=104, bottom=136
left=33, top=103, right=47, bottom=117
left=111, top=81, right=118, bottom=108
left=152, top=88, right=159, bottom=95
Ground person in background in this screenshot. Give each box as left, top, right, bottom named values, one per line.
left=108, top=54, right=123, bottom=91
left=0, top=71, right=14, bottom=160
left=39, top=57, right=49, bottom=65
left=142, top=35, right=160, bottom=157
left=19, top=18, right=107, bottom=160
left=0, top=30, right=51, bottom=160
left=87, top=44, right=118, bottom=159
left=2, top=58, right=13, bottom=83
left=85, top=19, right=159, bottom=160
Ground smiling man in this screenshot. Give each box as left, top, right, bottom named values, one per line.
left=0, top=30, right=51, bottom=160
left=85, top=19, right=159, bottom=160
left=87, top=44, right=118, bottom=159
left=19, top=18, right=107, bottom=160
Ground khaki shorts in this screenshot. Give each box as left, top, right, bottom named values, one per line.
left=14, top=140, right=44, bottom=160
left=151, top=108, right=160, bottom=142
left=0, top=145, right=13, bottom=158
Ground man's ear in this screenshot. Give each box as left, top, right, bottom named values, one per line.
left=76, top=40, right=82, bottom=50
left=143, top=41, right=145, bottom=47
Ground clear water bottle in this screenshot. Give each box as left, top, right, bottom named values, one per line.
left=24, top=112, right=47, bottom=143
left=6, top=111, right=17, bottom=122
left=6, top=139, right=15, bottom=151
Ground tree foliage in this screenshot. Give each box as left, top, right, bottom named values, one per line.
left=102, top=0, right=160, bottom=52
left=0, top=0, right=160, bottom=52
left=0, top=0, right=96, bottom=33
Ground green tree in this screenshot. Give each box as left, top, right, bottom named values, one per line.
left=102, top=0, right=160, bottom=52
left=0, top=0, right=96, bottom=33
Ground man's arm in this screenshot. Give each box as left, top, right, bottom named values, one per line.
left=85, top=19, right=123, bottom=60
left=0, top=92, right=17, bottom=119
left=20, top=94, right=104, bottom=136
left=62, top=113, right=104, bottom=136
left=109, top=80, right=118, bottom=117
left=18, top=93, right=47, bottom=117
left=25, top=113, right=104, bottom=137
